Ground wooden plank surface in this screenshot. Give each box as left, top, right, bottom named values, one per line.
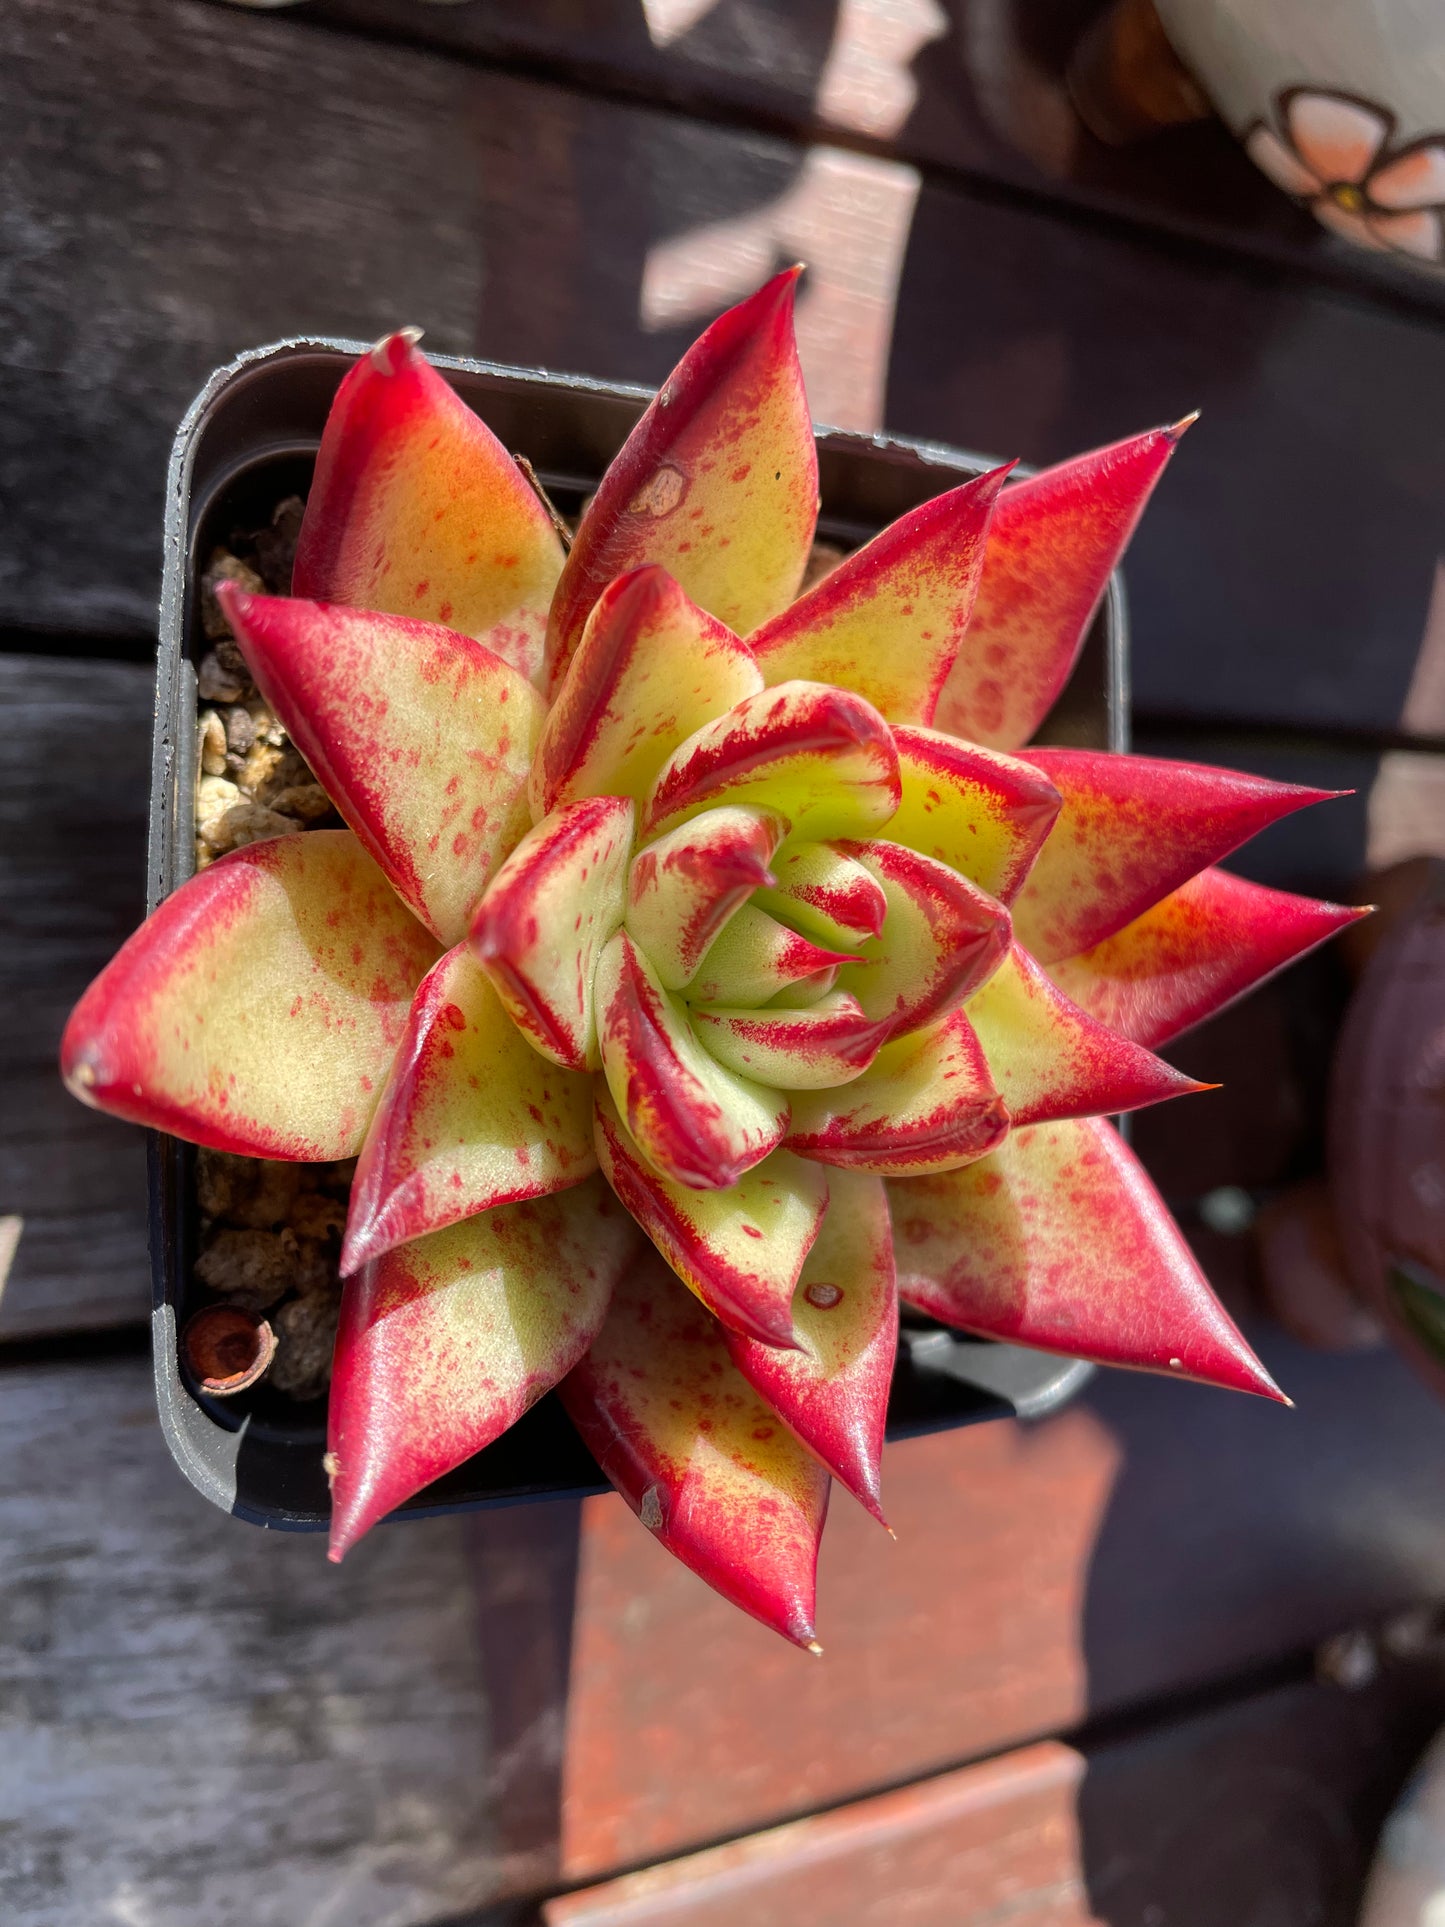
left=0, top=657, right=151, bottom=1338
left=556, top=1324, right=1445, bottom=1877
left=300, top=0, right=1445, bottom=318
left=4, top=0, right=1444, bottom=739
left=546, top=1670, right=1445, bottom=1926
left=0, top=1356, right=514, bottom=1926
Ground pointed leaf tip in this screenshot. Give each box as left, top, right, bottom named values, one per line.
left=294, top=335, right=565, bottom=683
left=545, top=273, right=818, bottom=693
left=892, top=1117, right=1285, bottom=1401
left=558, top=1249, right=829, bottom=1647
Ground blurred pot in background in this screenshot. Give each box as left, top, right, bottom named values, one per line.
left=1070, top=0, right=1445, bottom=273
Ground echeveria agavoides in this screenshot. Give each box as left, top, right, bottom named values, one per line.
left=62, top=271, right=1362, bottom=1648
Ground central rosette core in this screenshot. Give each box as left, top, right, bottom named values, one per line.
left=468, top=585, right=1016, bottom=1210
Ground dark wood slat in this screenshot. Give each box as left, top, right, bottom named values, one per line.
left=5, top=0, right=1445, bottom=738
left=0, top=656, right=152, bottom=1338
left=295, top=0, right=1445, bottom=321
left=0, top=1354, right=584, bottom=1923
left=557, top=1324, right=1445, bottom=1877
left=546, top=1671, right=1445, bottom=1925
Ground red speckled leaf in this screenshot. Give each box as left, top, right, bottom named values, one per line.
left=342, top=945, right=596, bottom=1274
left=753, top=840, right=887, bottom=948
left=594, top=1084, right=827, bottom=1346
left=785, top=1003, right=1007, bottom=1175
left=1049, top=866, right=1368, bottom=1048
left=832, top=838, right=1012, bottom=1036
left=558, top=1247, right=831, bottom=1649
left=892, top=1116, right=1284, bottom=1398
left=1011, top=748, right=1343, bottom=964
left=889, top=726, right=1061, bottom=904
left=749, top=464, right=1011, bottom=724
left=546, top=270, right=818, bottom=694
left=293, top=330, right=565, bottom=684
left=645, top=681, right=901, bottom=843
left=626, top=805, right=787, bottom=990
left=221, top=587, right=543, bottom=946
left=327, top=1175, right=640, bottom=1558
left=966, top=943, right=1203, bottom=1127
left=595, top=931, right=789, bottom=1189
left=688, top=905, right=852, bottom=1009
left=691, top=991, right=887, bottom=1089
left=531, top=566, right=763, bottom=819
left=469, top=796, right=633, bottom=1072
left=934, top=424, right=1184, bottom=749
left=726, top=1168, right=898, bottom=1524
left=61, top=830, right=440, bottom=1158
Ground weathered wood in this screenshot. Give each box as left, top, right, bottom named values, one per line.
left=546, top=1670, right=1445, bottom=1925
left=557, top=1324, right=1445, bottom=1875
left=0, top=1354, right=586, bottom=1924
left=5, top=0, right=1445, bottom=737
left=301, top=0, right=1445, bottom=320
left=0, top=657, right=152, bottom=1338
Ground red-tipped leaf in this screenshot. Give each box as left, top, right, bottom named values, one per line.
left=328, top=1177, right=640, bottom=1558
left=626, top=805, right=787, bottom=990
left=892, top=1116, right=1284, bottom=1398
left=749, top=464, right=1012, bottom=724
left=221, top=588, right=543, bottom=946
left=558, top=1248, right=831, bottom=1649
left=1012, top=748, right=1344, bottom=964
left=342, top=946, right=596, bottom=1273
left=889, top=726, right=1061, bottom=904
left=294, top=330, right=565, bottom=684
left=61, top=831, right=440, bottom=1159
left=726, top=1168, right=898, bottom=1524
left=595, top=1085, right=827, bottom=1347
left=966, top=942, right=1204, bottom=1126
left=546, top=270, right=818, bottom=693
left=934, top=423, right=1184, bottom=749
left=1049, top=866, right=1369, bottom=1048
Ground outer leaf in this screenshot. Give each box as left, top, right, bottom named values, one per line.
left=644, top=681, right=901, bottom=843
left=748, top=464, right=1011, bottom=724
left=891, top=1117, right=1284, bottom=1398
left=531, top=567, right=763, bottom=820
left=1011, top=747, right=1342, bottom=964
left=889, top=725, right=1061, bottom=903
left=293, top=329, right=565, bottom=684
left=1049, top=867, right=1369, bottom=1049
left=469, top=796, right=633, bottom=1072
left=342, top=946, right=596, bottom=1273
left=61, top=831, right=440, bottom=1157
left=966, top=943, right=1204, bottom=1126
left=933, top=424, right=1183, bottom=749
left=752, top=841, right=887, bottom=948
left=726, top=1169, right=898, bottom=1524
left=595, top=931, right=789, bottom=1188
left=328, top=1176, right=639, bottom=1558
left=558, top=1248, right=831, bottom=1649
left=545, top=269, right=818, bottom=694
left=832, top=838, right=1011, bottom=1036
left=626, top=805, right=787, bottom=990
left=595, top=1085, right=827, bottom=1346
left=692, top=991, right=886, bottom=1089
left=784, top=1004, right=1007, bottom=1175
left=688, top=905, right=852, bottom=1009
left=221, top=588, right=544, bottom=946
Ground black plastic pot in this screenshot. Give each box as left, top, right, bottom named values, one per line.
left=149, top=339, right=1128, bottom=1530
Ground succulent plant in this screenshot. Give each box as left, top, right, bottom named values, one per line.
left=62, top=270, right=1362, bottom=1648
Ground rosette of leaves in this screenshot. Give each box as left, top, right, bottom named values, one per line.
left=62, top=272, right=1362, bottom=1648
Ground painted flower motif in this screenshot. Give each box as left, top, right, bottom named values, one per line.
left=1246, top=86, right=1445, bottom=265
left=61, top=273, right=1363, bottom=1648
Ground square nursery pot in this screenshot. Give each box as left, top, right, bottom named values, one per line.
left=149, top=340, right=1128, bottom=1530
